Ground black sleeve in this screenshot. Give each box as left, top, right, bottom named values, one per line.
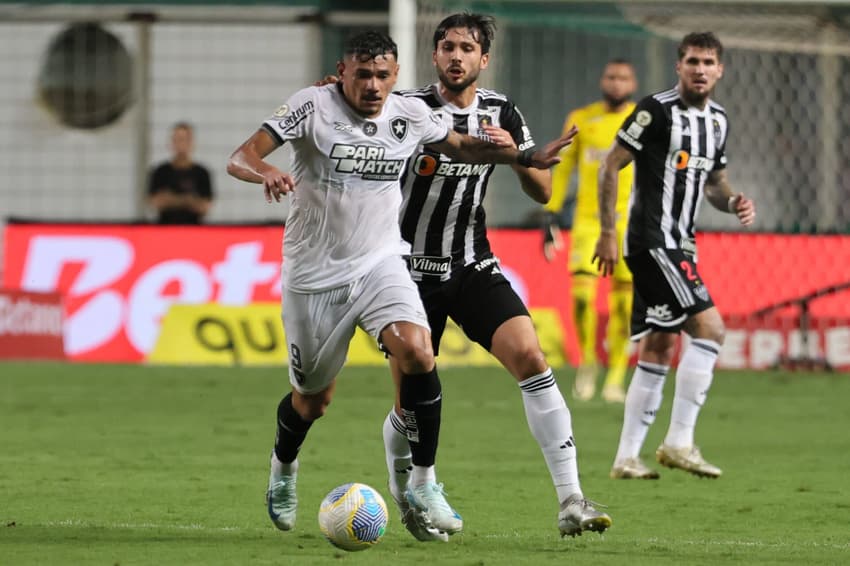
left=197, top=165, right=213, bottom=199
left=148, top=164, right=169, bottom=195
left=500, top=101, right=536, bottom=151
left=615, top=95, right=665, bottom=156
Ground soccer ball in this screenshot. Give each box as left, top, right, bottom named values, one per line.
left=317, top=482, right=388, bottom=551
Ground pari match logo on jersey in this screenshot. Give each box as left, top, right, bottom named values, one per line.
left=329, top=143, right=405, bottom=181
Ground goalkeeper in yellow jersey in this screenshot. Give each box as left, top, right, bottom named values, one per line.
left=543, top=60, right=638, bottom=403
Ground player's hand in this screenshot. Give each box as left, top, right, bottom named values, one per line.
left=313, top=75, right=340, bottom=87
left=729, top=193, right=756, bottom=226
left=542, top=212, right=563, bottom=262
left=528, top=125, right=578, bottom=169
left=481, top=125, right=516, bottom=148
left=262, top=168, right=295, bottom=203
left=592, top=229, right=618, bottom=277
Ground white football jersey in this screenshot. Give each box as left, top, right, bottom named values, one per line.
left=262, top=83, right=449, bottom=292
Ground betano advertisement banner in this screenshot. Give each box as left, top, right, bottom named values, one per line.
left=3, top=223, right=850, bottom=369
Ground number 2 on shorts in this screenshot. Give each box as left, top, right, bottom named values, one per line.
left=679, top=260, right=697, bottom=281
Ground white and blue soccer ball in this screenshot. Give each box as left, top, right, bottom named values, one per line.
left=317, top=482, right=388, bottom=551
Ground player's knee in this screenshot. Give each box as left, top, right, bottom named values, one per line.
left=300, top=398, right=330, bottom=421
left=512, top=344, right=548, bottom=377
left=294, top=390, right=332, bottom=421
left=641, top=333, right=677, bottom=365
left=688, top=309, right=726, bottom=345
left=392, top=334, right=434, bottom=374
left=397, top=343, right=434, bottom=374
left=707, top=321, right=725, bottom=345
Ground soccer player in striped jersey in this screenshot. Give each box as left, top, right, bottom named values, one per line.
left=543, top=60, right=638, bottom=404
left=381, top=13, right=611, bottom=540
left=229, top=31, right=574, bottom=540
left=594, top=32, right=756, bottom=480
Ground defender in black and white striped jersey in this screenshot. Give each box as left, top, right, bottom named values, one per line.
left=398, top=84, right=533, bottom=282
left=595, top=32, right=756, bottom=481
left=380, top=13, right=612, bottom=541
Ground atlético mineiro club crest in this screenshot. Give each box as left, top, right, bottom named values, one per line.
left=390, top=117, right=408, bottom=142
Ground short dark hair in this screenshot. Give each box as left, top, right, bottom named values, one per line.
left=606, top=58, right=633, bottom=67
left=343, top=31, right=398, bottom=62
left=172, top=121, right=193, bottom=133
left=433, top=12, right=496, bottom=54
left=678, top=32, right=724, bottom=61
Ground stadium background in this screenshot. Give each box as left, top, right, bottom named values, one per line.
left=1, top=0, right=850, bottom=369
left=3, top=2, right=850, bottom=564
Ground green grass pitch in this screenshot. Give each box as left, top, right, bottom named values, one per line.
left=2, top=362, right=849, bottom=565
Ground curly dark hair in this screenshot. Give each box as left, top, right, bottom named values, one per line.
left=344, top=30, right=398, bottom=62
left=433, top=12, right=496, bottom=54
left=678, top=32, right=724, bottom=61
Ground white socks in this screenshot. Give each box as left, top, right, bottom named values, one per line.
left=383, top=409, right=413, bottom=500
left=664, top=339, right=720, bottom=448
left=383, top=409, right=436, bottom=494
left=384, top=369, right=584, bottom=506
left=271, top=451, right=298, bottom=476
left=614, top=361, right=668, bottom=463
left=519, top=368, right=582, bottom=504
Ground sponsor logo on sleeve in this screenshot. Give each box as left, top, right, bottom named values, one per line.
left=276, top=101, right=314, bottom=132
left=626, top=122, right=644, bottom=139
left=635, top=110, right=652, bottom=126
left=617, top=130, right=643, bottom=151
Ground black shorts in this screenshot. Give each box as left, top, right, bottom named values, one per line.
left=625, top=248, right=714, bottom=339
left=417, top=257, right=529, bottom=355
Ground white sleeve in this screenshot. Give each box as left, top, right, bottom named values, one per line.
left=261, top=87, right=317, bottom=145
left=407, top=97, right=449, bottom=145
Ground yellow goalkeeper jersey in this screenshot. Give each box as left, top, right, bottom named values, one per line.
left=546, top=100, right=635, bottom=221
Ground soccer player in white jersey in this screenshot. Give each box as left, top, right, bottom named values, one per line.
left=227, top=31, right=575, bottom=537
left=594, top=32, right=756, bottom=480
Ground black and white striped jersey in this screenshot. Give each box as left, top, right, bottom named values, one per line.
left=396, top=83, right=535, bottom=281
left=616, top=87, right=729, bottom=258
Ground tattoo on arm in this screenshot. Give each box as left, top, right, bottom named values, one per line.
left=598, top=144, right=633, bottom=231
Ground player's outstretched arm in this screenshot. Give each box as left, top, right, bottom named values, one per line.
left=705, top=169, right=756, bottom=226
left=480, top=124, right=552, bottom=205
left=430, top=125, right=578, bottom=170
left=227, top=129, right=295, bottom=203
left=592, top=143, right=634, bottom=277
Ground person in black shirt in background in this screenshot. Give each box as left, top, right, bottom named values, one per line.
left=148, top=122, right=214, bottom=224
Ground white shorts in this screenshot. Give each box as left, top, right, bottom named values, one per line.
left=282, top=255, right=429, bottom=394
